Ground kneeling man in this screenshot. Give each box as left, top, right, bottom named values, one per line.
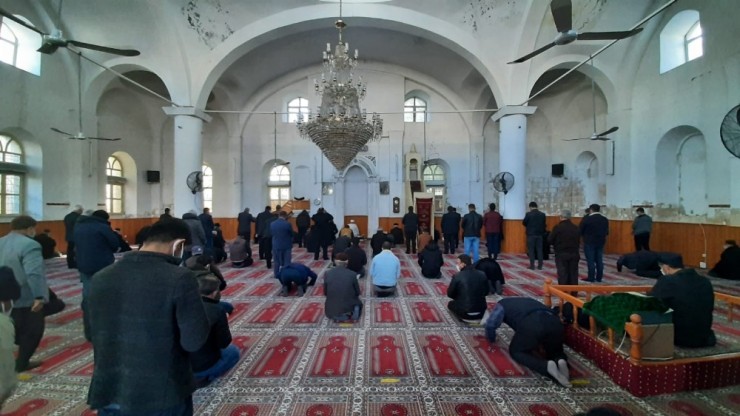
left=278, top=262, right=318, bottom=296
left=447, top=255, right=489, bottom=321
left=370, top=241, right=400, bottom=297
left=324, top=253, right=363, bottom=322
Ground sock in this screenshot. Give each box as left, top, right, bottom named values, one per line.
left=557, top=359, right=570, bottom=379
left=547, top=360, right=571, bottom=387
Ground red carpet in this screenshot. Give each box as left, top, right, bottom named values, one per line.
left=2, top=246, right=740, bottom=415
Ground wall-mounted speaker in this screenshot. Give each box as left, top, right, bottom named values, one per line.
left=146, top=170, right=160, bottom=183
left=551, top=163, right=564, bottom=177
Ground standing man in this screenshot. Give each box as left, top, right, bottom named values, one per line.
left=580, top=204, right=609, bottom=283
left=74, top=210, right=120, bottom=342
left=159, top=207, right=173, bottom=221
left=270, top=211, right=294, bottom=278
left=87, top=219, right=210, bottom=415
left=63, top=205, right=83, bottom=268
left=441, top=206, right=459, bottom=254
left=402, top=206, right=419, bottom=254
left=0, top=216, right=48, bottom=372
left=632, top=207, right=652, bottom=251
left=451, top=208, right=462, bottom=251
left=255, top=206, right=273, bottom=260
left=461, top=204, right=483, bottom=263
left=483, top=203, right=504, bottom=259
left=370, top=241, right=401, bottom=297
left=447, top=255, right=489, bottom=321
left=522, top=201, right=546, bottom=270
left=548, top=210, right=581, bottom=287
left=237, top=207, right=254, bottom=242
left=295, top=209, right=311, bottom=248
left=199, top=208, right=215, bottom=254
left=311, top=208, right=334, bottom=261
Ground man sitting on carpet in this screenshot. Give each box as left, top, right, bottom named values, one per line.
left=278, top=262, right=318, bottom=296
left=474, top=257, right=505, bottom=295
left=185, top=253, right=234, bottom=315
left=370, top=228, right=387, bottom=257
left=708, top=239, right=740, bottom=280
left=190, top=273, right=240, bottom=387
left=229, top=235, right=253, bottom=268
left=616, top=250, right=663, bottom=278
left=485, top=297, right=571, bottom=387
left=418, top=240, right=443, bottom=279
left=649, top=253, right=716, bottom=348
left=447, top=254, right=489, bottom=321
left=324, top=253, right=363, bottom=322
left=345, top=239, right=367, bottom=278
left=370, top=241, right=400, bottom=297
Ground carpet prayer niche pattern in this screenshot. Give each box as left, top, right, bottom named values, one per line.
left=3, top=245, right=740, bottom=416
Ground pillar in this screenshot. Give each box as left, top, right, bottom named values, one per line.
left=492, top=106, right=536, bottom=220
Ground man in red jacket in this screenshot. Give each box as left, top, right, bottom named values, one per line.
left=483, top=203, right=503, bottom=260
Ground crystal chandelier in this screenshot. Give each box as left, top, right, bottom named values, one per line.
left=297, top=1, right=383, bottom=171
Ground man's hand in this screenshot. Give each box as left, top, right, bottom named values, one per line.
left=31, top=299, right=44, bottom=313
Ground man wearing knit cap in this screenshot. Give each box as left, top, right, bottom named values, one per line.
left=0, top=266, right=21, bottom=405
left=649, top=253, right=716, bottom=348
left=0, top=216, right=48, bottom=373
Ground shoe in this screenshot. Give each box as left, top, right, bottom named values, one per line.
left=581, top=278, right=595, bottom=282
left=537, top=266, right=543, bottom=270
left=528, top=266, right=535, bottom=270
left=297, top=286, right=305, bottom=297
left=557, top=359, right=570, bottom=379
left=281, top=287, right=289, bottom=296
left=16, top=360, right=42, bottom=372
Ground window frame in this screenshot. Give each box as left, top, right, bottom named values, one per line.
left=404, top=97, right=427, bottom=123
left=684, top=20, right=703, bottom=62
left=0, top=135, right=25, bottom=216
left=267, top=165, right=291, bottom=209
left=0, top=15, right=41, bottom=75
left=422, top=163, right=446, bottom=213
left=105, top=156, right=125, bottom=215
left=0, top=21, right=19, bottom=67
left=202, top=165, right=213, bottom=211
left=287, top=97, right=309, bottom=123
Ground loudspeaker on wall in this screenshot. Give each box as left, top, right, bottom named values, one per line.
left=551, top=163, right=564, bottom=177
left=146, top=170, right=160, bottom=183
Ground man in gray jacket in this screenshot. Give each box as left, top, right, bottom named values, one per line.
left=0, top=215, right=48, bottom=372
left=632, top=207, right=652, bottom=251
left=324, top=253, right=363, bottom=322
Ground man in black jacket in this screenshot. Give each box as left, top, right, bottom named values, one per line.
left=87, top=219, right=210, bottom=415
left=461, top=204, right=483, bottom=263
left=522, top=201, right=546, bottom=270
left=345, top=239, right=368, bottom=278
left=579, top=204, right=609, bottom=282
left=447, top=254, right=489, bottom=321
left=255, top=206, right=272, bottom=248
left=548, top=209, right=581, bottom=285
left=63, top=205, right=83, bottom=268
left=370, top=228, right=387, bottom=257
left=237, top=207, right=254, bottom=241
left=190, top=273, right=240, bottom=387
left=474, top=257, right=505, bottom=295
left=441, top=206, right=460, bottom=254
left=311, top=208, right=335, bottom=260
left=402, top=206, right=419, bottom=254
left=418, top=241, right=443, bottom=278
left=256, top=207, right=276, bottom=268
left=616, top=250, right=662, bottom=278
left=295, top=210, right=311, bottom=248
left=389, top=223, right=404, bottom=247
left=324, top=253, right=363, bottom=322
left=708, top=240, right=740, bottom=280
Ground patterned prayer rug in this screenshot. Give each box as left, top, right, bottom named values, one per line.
left=3, top=245, right=740, bottom=415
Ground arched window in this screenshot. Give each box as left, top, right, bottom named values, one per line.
left=423, top=163, right=446, bottom=213
left=202, top=165, right=213, bottom=210
left=0, top=134, right=25, bottom=215
left=268, top=165, right=290, bottom=209
left=660, top=10, right=702, bottom=73
left=287, top=97, right=309, bottom=123
left=404, top=97, right=427, bottom=122
left=105, top=156, right=125, bottom=214
left=0, top=16, right=41, bottom=75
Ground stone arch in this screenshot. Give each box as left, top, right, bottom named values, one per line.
left=655, top=125, right=706, bottom=215
left=575, top=151, right=600, bottom=206
left=340, top=155, right=378, bottom=179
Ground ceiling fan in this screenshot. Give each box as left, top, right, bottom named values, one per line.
left=51, top=52, right=121, bottom=142
left=0, top=7, right=140, bottom=56
left=509, top=0, right=643, bottom=64
left=563, top=60, right=618, bottom=142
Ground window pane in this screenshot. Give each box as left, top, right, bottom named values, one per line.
left=112, top=185, right=122, bottom=199
left=203, top=175, right=212, bottom=188
left=112, top=199, right=122, bottom=214
left=5, top=175, right=20, bottom=194
left=203, top=188, right=212, bottom=202
left=687, top=38, right=703, bottom=61
left=280, top=187, right=290, bottom=200
left=416, top=111, right=426, bottom=122
left=5, top=195, right=20, bottom=215
left=270, top=188, right=280, bottom=199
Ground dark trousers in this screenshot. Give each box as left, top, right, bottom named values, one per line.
left=80, top=272, right=93, bottom=341
left=404, top=230, right=417, bottom=254
left=634, top=233, right=650, bottom=251
left=486, top=232, right=501, bottom=259
left=526, top=235, right=544, bottom=268
left=297, top=227, right=308, bottom=248
left=273, top=248, right=291, bottom=277
left=259, top=237, right=272, bottom=267
left=316, top=241, right=330, bottom=260
left=66, top=241, right=77, bottom=268
left=443, top=233, right=456, bottom=254
left=280, top=269, right=308, bottom=292
left=583, top=243, right=604, bottom=282
left=555, top=253, right=580, bottom=286
left=98, top=397, right=193, bottom=416
left=11, top=307, right=45, bottom=371
left=509, top=313, right=565, bottom=377
left=447, top=301, right=485, bottom=320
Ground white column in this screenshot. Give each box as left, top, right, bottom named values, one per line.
left=367, top=177, right=380, bottom=235
left=492, top=106, right=536, bottom=220
left=163, top=107, right=212, bottom=217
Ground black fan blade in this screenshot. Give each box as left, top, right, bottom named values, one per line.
left=595, top=126, right=619, bottom=137
left=0, top=8, right=45, bottom=35
left=38, top=40, right=64, bottom=54
left=89, top=137, right=122, bottom=141
left=563, top=138, right=586, bottom=141
left=508, top=42, right=556, bottom=64
left=68, top=40, right=140, bottom=57
left=550, top=0, right=572, bottom=33
left=50, top=127, right=73, bottom=136
left=578, top=28, right=643, bottom=41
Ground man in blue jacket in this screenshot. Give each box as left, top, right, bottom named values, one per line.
left=73, top=210, right=120, bottom=341
left=270, top=211, right=294, bottom=278
left=278, top=262, right=318, bottom=296
left=199, top=208, right=215, bottom=253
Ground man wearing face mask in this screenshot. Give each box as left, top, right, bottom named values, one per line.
left=87, top=219, right=210, bottom=415
left=0, top=266, right=21, bottom=406
left=0, top=216, right=48, bottom=373
left=447, top=254, right=489, bottom=321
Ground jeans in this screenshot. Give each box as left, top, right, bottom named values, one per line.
left=583, top=244, right=604, bottom=282
left=194, top=344, right=240, bottom=383
left=272, top=248, right=292, bottom=277
left=526, top=235, right=543, bottom=268
left=80, top=272, right=93, bottom=341
left=98, top=397, right=193, bottom=416
left=486, top=233, right=501, bottom=259
left=333, top=304, right=363, bottom=322
left=463, top=237, right=480, bottom=263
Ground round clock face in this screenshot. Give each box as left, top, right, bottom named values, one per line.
left=313, top=198, right=322, bottom=206
left=720, top=105, right=740, bottom=158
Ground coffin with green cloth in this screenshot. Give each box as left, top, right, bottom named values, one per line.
left=583, top=292, right=672, bottom=332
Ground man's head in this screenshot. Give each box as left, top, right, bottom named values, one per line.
left=489, top=203, right=496, bottom=211
left=393, top=223, right=399, bottom=228
left=164, top=207, right=170, bottom=214
left=560, top=210, right=572, bottom=220
left=265, top=206, right=272, bottom=212
left=244, top=207, right=250, bottom=213
left=658, top=253, right=684, bottom=275
left=275, top=204, right=282, bottom=211
left=334, top=252, right=349, bottom=268
left=376, top=227, right=384, bottom=233
left=92, top=210, right=110, bottom=221
left=214, top=223, right=221, bottom=229
left=10, top=215, right=37, bottom=237
left=141, top=218, right=191, bottom=257
left=468, top=203, right=476, bottom=212
left=382, top=241, right=392, bottom=251
left=589, top=204, right=601, bottom=213
left=457, top=254, right=472, bottom=269
left=43, top=229, right=51, bottom=235
left=447, top=206, right=454, bottom=213
left=278, top=211, right=288, bottom=219
left=74, top=205, right=84, bottom=214
left=529, top=201, right=538, bottom=210
left=724, top=239, right=737, bottom=250
left=635, top=207, right=645, bottom=215
left=408, top=206, right=414, bottom=213
left=195, top=272, right=221, bottom=300
left=203, top=208, right=210, bottom=214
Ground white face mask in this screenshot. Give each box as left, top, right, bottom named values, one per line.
left=1, top=300, right=13, bottom=316
left=171, top=239, right=186, bottom=259
left=455, top=264, right=462, bottom=272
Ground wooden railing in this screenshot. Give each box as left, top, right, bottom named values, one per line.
left=543, top=278, right=740, bottom=364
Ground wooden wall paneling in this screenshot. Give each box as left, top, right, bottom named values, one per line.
left=343, top=216, right=368, bottom=237
left=379, top=217, right=403, bottom=232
